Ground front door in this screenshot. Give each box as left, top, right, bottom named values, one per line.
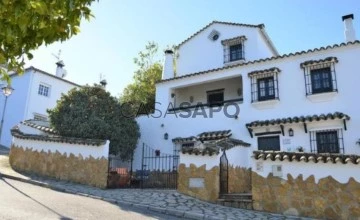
left=219, top=151, right=228, bottom=194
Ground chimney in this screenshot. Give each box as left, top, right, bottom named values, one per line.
left=55, top=60, right=65, bottom=78
left=342, top=14, right=356, bottom=42
left=100, top=79, right=107, bottom=88
left=162, top=50, right=174, bottom=80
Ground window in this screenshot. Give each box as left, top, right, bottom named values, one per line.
left=222, top=35, right=246, bottom=64
left=38, top=84, right=50, bottom=97
left=249, top=67, right=280, bottom=103
left=310, top=129, right=344, bottom=153
left=258, top=136, right=280, bottom=151
left=257, top=77, right=275, bottom=101
left=310, top=67, right=332, bottom=94
left=301, top=57, right=338, bottom=96
left=207, top=89, right=224, bottom=107
left=229, top=44, right=243, bottom=62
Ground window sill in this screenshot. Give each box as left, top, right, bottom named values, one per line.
left=251, top=99, right=279, bottom=109
left=306, top=91, right=337, bottom=103
left=224, top=59, right=246, bottom=66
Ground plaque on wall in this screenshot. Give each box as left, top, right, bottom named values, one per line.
left=189, top=178, right=205, bottom=188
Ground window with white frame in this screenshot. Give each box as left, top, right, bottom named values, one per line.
left=248, top=67, right=280, bottom=102
left=38, top=84, right=50, bottom=97
left=300, top=57, right=338, bottom=96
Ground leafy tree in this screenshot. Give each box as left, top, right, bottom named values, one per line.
left=48, top=85, right=140, bottom=160
left=120, top=42, right=163, bottom=115
left=0, top=0, right=97, bottom=82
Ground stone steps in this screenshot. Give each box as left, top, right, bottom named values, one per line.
left=217, top=193, right=253, bottom=210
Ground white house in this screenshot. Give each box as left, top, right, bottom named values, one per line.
left=0, top=62, right=80, bottom=148
left=134, top=14, right=360, bottom=218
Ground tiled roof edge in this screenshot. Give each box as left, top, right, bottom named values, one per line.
left=253, top=151, right=360, bottom=165
left=11, top=126, right=106, bottom=146
left=246, top=112, right=350, bottom=128
left=248, top=67, right=281, bottom=77
left=159, top=40, right=360, bottom=84
left=176, top=21, right=262, bottom=49
left=21, top=120, right=57, bottom=134
left=25, top=66, right=81, bottom=87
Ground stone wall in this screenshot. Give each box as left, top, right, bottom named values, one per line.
left=178, top=163, right=219, bottom=202
left=228, top=165, right=251, bottom=193
left=9, top=145, right=108, bottom=188
left=252, top=172, right=360, bottom=219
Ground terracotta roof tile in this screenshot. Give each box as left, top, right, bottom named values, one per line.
left=246, top=112, right=350, bottom=128
left=300, top=56, right=338, bottom=68
left=159, top=40, right=360, bottom=84
left=11, top=126, right=106, bottom=146
left=248, top=67, right=281, bottom=77
left=253, top=151, right=360, bottom=165
left=21, top=120, right=57, bottom=134
left=221, top=35, right=247, bottom=46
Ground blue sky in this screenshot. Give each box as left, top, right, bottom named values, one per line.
left=27, top=0, right=359, bottom=96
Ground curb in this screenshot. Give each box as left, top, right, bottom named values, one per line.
left=0, top=172, right=210, bottom=219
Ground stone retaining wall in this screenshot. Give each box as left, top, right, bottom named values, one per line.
left=252, top=172, right=360, bottom=219
left=9, top=145, right=108, bottom=188
left=228, top=166, right=251, bottom=193
left=178, top=163, right=219, bottom=202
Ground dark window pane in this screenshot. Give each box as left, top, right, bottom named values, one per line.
left=316, top=131, right=339, bottom=153
left=258, top=136, right=280, bottom=151
left=229, top=44, right=243, bottom=61
left=207, top=90, right=224, bottom=106
left=257, top=77, right=275, bottom=101
left=310, top=67, right=333, bottom=93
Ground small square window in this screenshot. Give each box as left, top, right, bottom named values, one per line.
left=207, top=89, right=224, bottom=107
left=38, top=84, right=50, bottom=97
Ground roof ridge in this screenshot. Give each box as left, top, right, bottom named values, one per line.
left=159, top=40, right=360, bottom=84
left=176, top=20, right=262, bottom=49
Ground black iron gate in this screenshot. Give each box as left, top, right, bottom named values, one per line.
left=219, top=150, right=229, bottom=194
left=107, top=143, right=179, bottom=189
left=140, top=143, right=179, bottom=189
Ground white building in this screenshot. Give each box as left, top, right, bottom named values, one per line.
left=0, top=62, right=80, bottom=148
left=133, top=14, right=360, bottom=217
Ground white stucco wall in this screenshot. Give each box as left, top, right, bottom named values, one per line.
left=176, top=23, right=276, bottom=76
left=134, top=44, right=360, bottom=170
left=24, top=70, right=78, bottom=120
left=252, top=159, right=360, bottom=183
left=1, top=69, right=79, bottom=148
left=0, top=71, right=31, bottom=147
left=12, top=137, right=109, bottom=159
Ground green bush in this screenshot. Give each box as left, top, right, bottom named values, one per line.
left=48, top=85, right=140, bottom=160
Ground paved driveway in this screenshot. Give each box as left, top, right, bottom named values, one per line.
left=0, top=177, right=182, bottom=220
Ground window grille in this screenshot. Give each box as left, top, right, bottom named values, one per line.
left=309, top=129, right=344, bottom=154
left=250, top=71, right=279, bottom=103
left=301, top=58, right=338, bottom=96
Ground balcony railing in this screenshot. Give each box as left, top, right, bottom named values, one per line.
left=168, top=98, right=243, bottom=112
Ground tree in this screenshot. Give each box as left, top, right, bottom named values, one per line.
left=0, top=0, right=97, bottom=82
left=120, top=42, right=163, bottom=115
left=47, top=85, right=140, bottom=160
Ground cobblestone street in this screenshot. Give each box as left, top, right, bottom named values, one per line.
left=0, top=155, right=312, bottom=219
